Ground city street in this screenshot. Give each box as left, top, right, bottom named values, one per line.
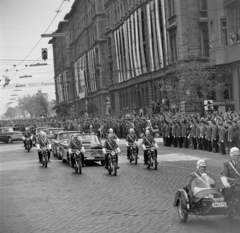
left=1, top=140, right=240, bottom=233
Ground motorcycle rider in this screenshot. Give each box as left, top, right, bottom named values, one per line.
left=68, top=134, right=85, bottom=168
left=23, top=127, right=32, bottom=148
left=125, top=128, right=139, bottom=159
left=103, top=133, right=121, bottom=169
left=221, top=147, right=240, bottom=189
left=108, top=128, right=119, bottom=141
left=36, top=131, right=51, bottom=162
left=142, top=129, right=158, bottom=165
left=187, top=159, right=215, bottom=191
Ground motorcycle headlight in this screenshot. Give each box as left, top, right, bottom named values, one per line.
left=76, top=151, right=80, bottom=155
left=111, top=151, right=116, bottom=156
left=150, top=147, right=154, bottom=152
left=42, top=147, right=47, bottom=152
left=26, top=138, right=30, bottom=141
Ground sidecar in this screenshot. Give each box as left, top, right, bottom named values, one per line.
left=173, top=174, right=227, bottom=222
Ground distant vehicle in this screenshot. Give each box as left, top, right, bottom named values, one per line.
left=60, top=133, right=104, bottom=165
left=0, top=127, right=23, bottom=143
left=44, top=128, right=64, bottom=140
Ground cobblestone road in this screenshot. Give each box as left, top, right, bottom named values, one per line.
left=1, top=141, right=240, bottom=233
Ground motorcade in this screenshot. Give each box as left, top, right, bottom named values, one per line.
left=51, top=131, right=81, bottom=160
left=32, top=126, right=48, bottom=146
left=0, top=127, right=23, bottom=143
left=173, top=174, right=240, bottom=222
left=60, top=133, right=104, bottom=165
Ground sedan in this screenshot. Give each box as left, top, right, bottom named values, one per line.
left=60, top=133, right=105, bottom=166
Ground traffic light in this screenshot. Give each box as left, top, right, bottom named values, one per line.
left=204, top=100, right=214, bottom=111
left=42, top=48, right=48, bottom=60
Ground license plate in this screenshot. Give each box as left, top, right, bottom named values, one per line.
left=212, top=202, right=227, bottom=208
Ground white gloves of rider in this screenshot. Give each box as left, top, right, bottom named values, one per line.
left=36, top=144, right=40, bottom=149
left=221, top=176, right=230, bottom=188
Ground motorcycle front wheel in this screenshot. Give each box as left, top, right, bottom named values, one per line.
left=78, top=160, right=82, bottom=174
left=44, top=156, right=48, bottom=168
left=134, top=153, right=138, bottom=165
left=177, top=199, right=188, bottom=223
left=154, top=157, right=157, bottom=170
left=147, top=159, right=151, bottom=169
left=113, top=161, right=117, bottom=176
left=108, top=163, right=112, bottom=175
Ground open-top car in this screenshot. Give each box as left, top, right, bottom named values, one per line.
left=60, top=133, right=104, bottom=165
left=51, top=131, right=80, bottom=160
left=0, top=127, right=23, bottom=143
left=44, top=128, right=64, bottom=141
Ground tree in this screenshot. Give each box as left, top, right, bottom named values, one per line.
left=18, top=95, right=37, bottom=117
left=4, top=107, right=17, bottom=119
left=53, top=102, right=71, bottom=119
left=164, top=61, right=225, bottom=107
left=36, top=94, right=49, bottom=116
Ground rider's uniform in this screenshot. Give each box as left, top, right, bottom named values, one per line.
left=37, top=136, right=51, bottom=161
left=68, top=139, right=84, bottom=166
left=221, top=160, right=240, bottom=180
left=142, top=134, right=157, bottom=162
left=126, top=133, right=139, bottom=157
left=103, top=139, right=119, bottom=167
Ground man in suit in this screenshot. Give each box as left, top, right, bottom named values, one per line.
left=182, top=121, right=188, bottom=148
left=201, top=121, right=208, bottom=150
left=177, top=122, right=183, bottom=148
left=165, top=122, right=171, bottom=147
left=206, top=121, right=212, bottom=152
left=172, top=121, right=178, bottom=147
left=228, top=121, right=234, bottom=149
left=191, top=120, right=197, bottom=149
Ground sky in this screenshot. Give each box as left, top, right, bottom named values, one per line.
left=0, top=0, right=74, bottom=116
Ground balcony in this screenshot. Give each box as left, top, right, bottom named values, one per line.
left=210, top=41, right=240, bottom=65
left=199, top=10, right=208, bottom=23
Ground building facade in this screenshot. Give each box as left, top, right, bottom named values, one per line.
left=51, top=0, right=215, bottom=116
left=208, top=0, right=240, bottom=112
left=105, top=0, right=210, bottom=116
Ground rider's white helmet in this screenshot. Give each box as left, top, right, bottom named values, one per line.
left=25, top=127, right=29, bottom=131
left=129, top=128, right=134, bottom=133
left=109, top=128, right=113, bottom=133
left=196, top=159, right=206, bottom=170
left=230, top=147, right=240, bottom=157
left=146, top=130, right=150, bottom=135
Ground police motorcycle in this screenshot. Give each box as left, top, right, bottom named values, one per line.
left=128, top=143, right=138, bottom=165
left=173, top=174, right=228, bottom=223
left=105, top=150, right=118, bottom=176
left=25, top=136, right=32, bottom=152
left=39, top=147, right=50, bottom=168
left=72, top=150, right=82, bottom=174
left=146, top=146, right=157, bottom=170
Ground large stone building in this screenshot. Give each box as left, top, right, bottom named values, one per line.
left=208, top=0, right=240, bottom=112
left=51, top=0, right=110, bottom=117
left=51, top=0, right=217, bottom=116
left=105, top=0, right=210, bottom=115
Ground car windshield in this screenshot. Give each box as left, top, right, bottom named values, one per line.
left=37, top=128, right=47, bottom=133
left=47, top=129, right=63, bottom=135
left=191, top=174, right=215, bottom=195
left=78, top=134, right=100, bottom=144
left=59, top=133, right=73, bottom=141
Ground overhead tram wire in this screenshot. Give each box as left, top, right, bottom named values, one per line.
left=5, top=0, right=69, bottom=81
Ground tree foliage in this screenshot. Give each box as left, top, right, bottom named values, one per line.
left=52, top=102, right=71, bottom=119
left=87, top=102, right=99, bottom=116
left=164, top=61, right=225, bottom=106
left=4, top=107, right=17, bottom=119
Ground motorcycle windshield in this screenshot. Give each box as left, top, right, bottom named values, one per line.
left=191, top=174, right=215, bottom=196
